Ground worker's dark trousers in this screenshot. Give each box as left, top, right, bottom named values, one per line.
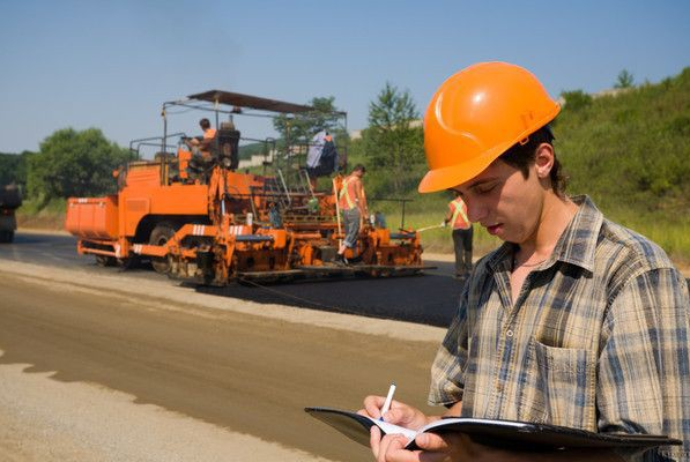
left=452, top=227, right=473, bottom=277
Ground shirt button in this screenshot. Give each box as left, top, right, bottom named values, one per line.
left=506, top=329, right=514, bottom=337
left=496, top=383, right=504, bottom=393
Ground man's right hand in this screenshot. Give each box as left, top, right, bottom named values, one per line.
left=358, top=396, right=430, bottom=430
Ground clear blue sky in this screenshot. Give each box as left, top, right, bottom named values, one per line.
left=1, top=0, right=688, bottom=155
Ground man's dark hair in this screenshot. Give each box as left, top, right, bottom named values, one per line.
left=499, top=125, right=567, bottom=197
left=200, top=118, right=211, bottom=130
left=352, top=164, right=366, bottom=173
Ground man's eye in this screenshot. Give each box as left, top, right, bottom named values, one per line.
left=476, top=184, right=497, bottom=194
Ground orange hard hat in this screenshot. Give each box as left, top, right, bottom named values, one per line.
left=418, top=62, right=561, bottom=193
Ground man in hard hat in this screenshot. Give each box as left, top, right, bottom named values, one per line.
left=360, top=62, right=689, bottom=461
left=443, top=191, right=473, bottom=279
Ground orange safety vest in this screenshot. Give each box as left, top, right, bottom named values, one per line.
left=449, top=197, right=470, bottom=230
left=203, top=128, right=217, bottom=140
left=338, top=176, right=358, bottom=210
left=199, top=128, right=217, bottom=159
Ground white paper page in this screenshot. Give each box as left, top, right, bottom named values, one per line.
left=367, top=417, right=418, bottom=440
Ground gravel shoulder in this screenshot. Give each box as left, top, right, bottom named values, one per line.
left=0, top=360, right=334, bottom=462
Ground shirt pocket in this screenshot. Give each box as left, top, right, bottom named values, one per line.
left=519, top=338, right=596, bottom=430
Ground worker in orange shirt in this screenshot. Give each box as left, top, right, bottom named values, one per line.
left=185, top=118, right=217, bottom=160
left=337, top=164, right=368, bottom=264
left=444, top=191, right=473, bottom=278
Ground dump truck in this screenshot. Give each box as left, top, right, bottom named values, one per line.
left=65, top=90, right=427, bottom=285
left=0, top=183, right=22, bottom=243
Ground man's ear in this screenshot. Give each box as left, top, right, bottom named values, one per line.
left=534, top=143, right=555, bottom=179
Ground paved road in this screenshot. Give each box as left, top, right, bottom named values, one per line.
left=0, top=231, right=464, bottom=327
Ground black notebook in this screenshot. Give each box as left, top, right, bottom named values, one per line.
left=305, top=407, right=681, bottom=451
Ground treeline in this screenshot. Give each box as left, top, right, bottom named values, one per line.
left=1, top=128, right=135, bottom=206
left=265, top=85, right=427, bottom=201
left=0, top=151, right=29, bottom=187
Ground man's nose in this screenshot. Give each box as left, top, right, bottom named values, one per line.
left=466, top=200, right=485, bottom=223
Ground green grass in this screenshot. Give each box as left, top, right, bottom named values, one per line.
left=375, top=201, right=690, bottom=269
left=368, top=196, right=502, bottom=255
left=601, top=205, right=690, bottom=265
left=16, top=197, right=66, bottom=230
left=356, top=67, right=690, bottom=265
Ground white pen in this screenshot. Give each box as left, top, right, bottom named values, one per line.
left=379, top=382, right=396, bottom=421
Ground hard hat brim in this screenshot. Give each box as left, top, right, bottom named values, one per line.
left=417, top=140, right=513, bottom=193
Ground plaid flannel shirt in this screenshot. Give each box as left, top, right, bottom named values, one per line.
left=429, top=196, right=690, bottom=461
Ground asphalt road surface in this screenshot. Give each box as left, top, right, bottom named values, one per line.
left=0, top=231, right=465, bottom=327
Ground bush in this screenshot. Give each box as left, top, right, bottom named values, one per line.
left=27, top=128, right=135, bottom=203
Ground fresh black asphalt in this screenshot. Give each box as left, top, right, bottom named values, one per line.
left=0, top=232, right=463, bottom=328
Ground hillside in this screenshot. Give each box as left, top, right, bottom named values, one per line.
left=350, top=67, right=690, bottom=261
left=557, top=67, right=690, bottom=215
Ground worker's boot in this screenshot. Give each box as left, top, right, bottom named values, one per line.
left=336, top=254, right=349, bottom=266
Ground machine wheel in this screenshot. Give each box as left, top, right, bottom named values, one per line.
left=149, top=223, right=176, bottom=274
left=116, top=256, right=140, bottom=270
left=95, top=255, right=117, bottom=267
left=0, top=231, right=11, bottom=243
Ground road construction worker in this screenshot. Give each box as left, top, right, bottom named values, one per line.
left=185, top=118, right=217, bottom=160
left=307, top=131, right=338, bottom=191
left=360, top=62, right=689, bottom=461
left=444, top=191, right=473, bottom=278
left=337, top=164, right=368, bottom=263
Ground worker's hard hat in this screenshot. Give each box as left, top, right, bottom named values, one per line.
left=418, top=62, right=561, bottom=193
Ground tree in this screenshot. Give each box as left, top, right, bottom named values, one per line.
left=27, top=128, right=135, bottom=202
left=363, top=82, right=424, bottom=195
left=614, top=69, right=635, bottom=89
left=273, top=96, right=344, bottom=145
left=560, top=89, right=592, bottom=112
left=0, top=151, right=33, bottom=189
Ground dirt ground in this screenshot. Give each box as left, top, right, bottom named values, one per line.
left=0, top=259, right=446, bottom=462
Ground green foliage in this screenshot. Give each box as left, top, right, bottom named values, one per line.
left=354, top=67, right=690, bottom=262
left=0, top=151, right=34, bottom=189
left=18, top=196, right=66, bottom=215
left=557, top=66, right=690, bottom=217
left=272, top=96, right=344, bottom=144
left=560, top=90, right=593, bottom=112
left=27, top=128, right=135, bottom=203
left=348, top=129, right=423, bottom=200
left=239, top=140, right=272, bottom=160
left=614, top=69, right=635, bottom=89
left=362, top=82, right=425, bottom=196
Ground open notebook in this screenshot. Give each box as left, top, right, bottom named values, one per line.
left=305, top=407, right=682, bottom=451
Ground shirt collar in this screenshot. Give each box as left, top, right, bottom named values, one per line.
left=551, top=195, right=602, bottom=272
left=486, top=195, right=603, bottom=273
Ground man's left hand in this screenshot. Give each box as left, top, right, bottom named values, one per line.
left=370, top=426, right=481, bottom=462
left=371, top=429, right=626, bottom=462
left=372, top=427, right=547, bottom=462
